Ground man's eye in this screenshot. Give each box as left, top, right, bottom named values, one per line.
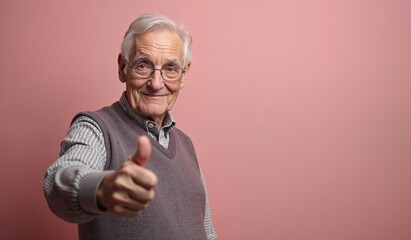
left=136, top=63, right=151, bottom=70
left=164, top=66, right=177, bottom=72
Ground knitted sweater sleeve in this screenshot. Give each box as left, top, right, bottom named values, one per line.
left=43, top=116, right=110, bottom=223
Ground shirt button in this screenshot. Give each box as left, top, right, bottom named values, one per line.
left=148, top=123, right=154, bottom=129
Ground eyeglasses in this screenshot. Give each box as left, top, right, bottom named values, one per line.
left=127, top=60, right=186, bottom=82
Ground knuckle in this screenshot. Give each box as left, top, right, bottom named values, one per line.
left=151, top=174, right=158, bottom=186
left=111, top=192, right=122, bottom=201
left=119, top=165, right=132, bottom=175
left=113, top=177, right=124, bottom=187
left=140, top=189, right=155, bottom=202
left=113, top=205, right=123, bottom=214
left=147, top=189, right=155, bottom=201
left=142, top=171, right=158, bottom=188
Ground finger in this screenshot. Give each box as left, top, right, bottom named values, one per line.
left=126, top=185, right=155, bottom=203
left=114, top=172, right=156, bottom=199
left=133, top=136, right=152, bottom=166
left=112, top=191, right=151, bottom=209
left=121, top=161, right=158, bottom=188
left=112, top=205, right=145, bottom=218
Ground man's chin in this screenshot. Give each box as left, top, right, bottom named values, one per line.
left=137, top=107, right=166, bottom=120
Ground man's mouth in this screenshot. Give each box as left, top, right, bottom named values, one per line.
left=141, top=93, right=168, bottom=99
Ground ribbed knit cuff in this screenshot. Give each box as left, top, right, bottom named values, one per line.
left=79, top=171, right=114, bottom=214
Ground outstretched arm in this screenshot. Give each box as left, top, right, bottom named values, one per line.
left=44, top=117, right=157, bottom=222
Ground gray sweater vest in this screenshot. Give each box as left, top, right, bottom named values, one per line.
left=76, top=102, right=207, bottom=240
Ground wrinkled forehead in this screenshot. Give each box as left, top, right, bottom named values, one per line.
left=133, top=30, right=184, bottom=63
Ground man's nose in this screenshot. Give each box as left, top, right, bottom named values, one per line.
left=148, top=69, right=164, bottom=89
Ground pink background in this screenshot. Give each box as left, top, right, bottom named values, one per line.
left=1, top=0, right=411, bottom=239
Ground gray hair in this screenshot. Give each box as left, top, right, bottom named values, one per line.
left=121, top=13, right=192, bottom=68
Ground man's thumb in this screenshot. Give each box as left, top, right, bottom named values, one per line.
left=133, top=136, right=152, bottom=166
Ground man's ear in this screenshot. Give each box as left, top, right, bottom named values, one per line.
left=180, top=62, right=191, bottom=89
left=118, top=53, right=127, bottom=83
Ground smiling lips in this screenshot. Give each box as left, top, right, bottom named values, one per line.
left=141, top=93, right=168, bottom=100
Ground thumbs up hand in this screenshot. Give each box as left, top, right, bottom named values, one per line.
left=97, top=136, right=158, bottom=217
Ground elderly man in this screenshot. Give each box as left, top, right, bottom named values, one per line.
left=44, top=13, right=217, bottom=240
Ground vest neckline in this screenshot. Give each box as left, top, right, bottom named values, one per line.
left=148, top=129, right=177, bottom=159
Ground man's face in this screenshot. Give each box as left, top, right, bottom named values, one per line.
left=119, top=30, right=189, bottom=126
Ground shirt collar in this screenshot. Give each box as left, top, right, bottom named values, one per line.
left=119, top=92, right=176, bottom=134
